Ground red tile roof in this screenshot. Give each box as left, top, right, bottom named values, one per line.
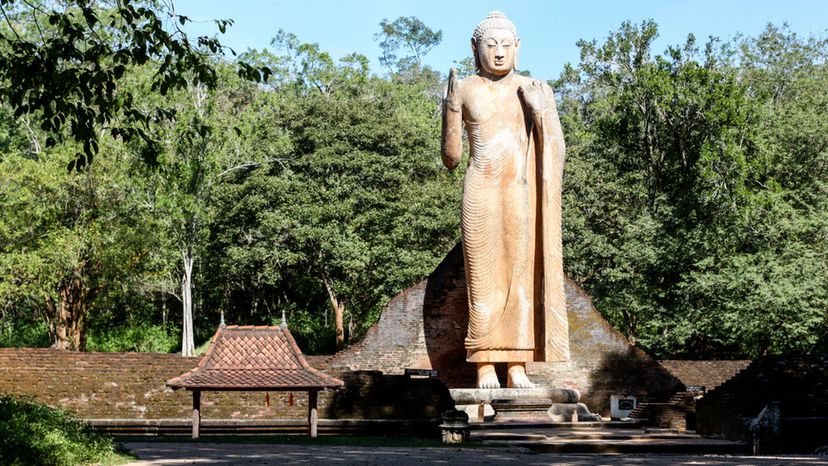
left=167, top=325, right=342, bottom=390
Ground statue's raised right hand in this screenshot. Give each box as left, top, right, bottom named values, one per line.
left=444, top=68, right=461, bottom=112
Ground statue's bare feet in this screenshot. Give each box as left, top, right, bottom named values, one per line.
left=507, top=362, right=535, bottom=388
left=477, top=363, right=500, bottom=389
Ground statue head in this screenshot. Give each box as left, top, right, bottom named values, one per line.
left=471, top=11, right=520, bottom=76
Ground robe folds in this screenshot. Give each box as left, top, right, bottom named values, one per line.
left=460, top=78, right=569, bottom=363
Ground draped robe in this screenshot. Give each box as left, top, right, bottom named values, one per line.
left=443, top=73, right=569, bottom=363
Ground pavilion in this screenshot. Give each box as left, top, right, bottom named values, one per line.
left=167, top=320, right=343, bottom=438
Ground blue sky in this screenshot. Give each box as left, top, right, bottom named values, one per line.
left=173, top=0, right=828, bottom=81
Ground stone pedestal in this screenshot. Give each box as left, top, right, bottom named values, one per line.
left=440, top=409, right=470, bottom=443
left=450, top=387, right=600, bottom=422
left=450, top=387, right=580, bottom=404
left=491, top=398, right=553, bottom=421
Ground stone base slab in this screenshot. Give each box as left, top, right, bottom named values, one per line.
left=449, top=387, right=580, bottom=405
left=449, top=388, right=601, bottom=423
left=492, top=398, right=554, bottom=421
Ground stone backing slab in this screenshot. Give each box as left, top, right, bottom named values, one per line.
left=328, top=244, right=683, bottom=415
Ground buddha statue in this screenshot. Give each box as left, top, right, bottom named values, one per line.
left=441, top=11, right=570, bottom=389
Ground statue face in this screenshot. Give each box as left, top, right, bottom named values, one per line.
left=475, top=28, right=519, bottom=76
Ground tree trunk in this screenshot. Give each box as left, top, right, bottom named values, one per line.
left=322, top=276, right=345, bottom=351
left=334, top=300, right=345, bottom=350
left=181, top=249, right=195, bottom=356
left=46, top=275, right=88, bottom=351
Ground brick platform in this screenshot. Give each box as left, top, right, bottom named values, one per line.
left=696, top=355, right=828, bottom=452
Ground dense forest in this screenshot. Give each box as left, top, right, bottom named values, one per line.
left=0, top=1, right=825, bottom=359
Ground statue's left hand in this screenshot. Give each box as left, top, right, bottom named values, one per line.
left=518, top=79, right=548, bottom=114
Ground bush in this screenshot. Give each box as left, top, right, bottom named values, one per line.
left=86, top=324, right=179, bottom=353
left=0, top=320, right=51, bottom=348
left=0, top=395, right=123, bottom=465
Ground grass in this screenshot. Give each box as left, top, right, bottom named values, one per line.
left=0, top=395, right=135, bottom=466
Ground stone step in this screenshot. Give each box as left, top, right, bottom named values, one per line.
left=502, top=438, right=750, bottom=454
left=468, top=420, right=644, bottom=430
left=91, top=418, right=439, bottom=437
left=472, top=426, right=749, bottom=454
left=474, top=430, right=703, bottom=441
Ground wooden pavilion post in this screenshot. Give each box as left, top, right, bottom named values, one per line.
left=192, top=390, right=201, bottom=439
left=308, top=390, right=318, bottom=438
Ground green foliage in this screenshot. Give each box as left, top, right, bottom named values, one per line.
left=558, top=21, right=828, bottom=358
left=0, top=135, right=169, bottom=350
left=86, top=324, right=178, bottom=353
left=375, top=16, right=442, bottom=74
left=201, top=35, right=462, bottom=350
left=0, top=0, right=267, bottom=168
left=0, top=395, right=123, bottom=466
left=0, top=319, right=50, bottom=348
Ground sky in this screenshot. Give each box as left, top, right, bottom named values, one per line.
left=172, top=0, right=828, bottom=81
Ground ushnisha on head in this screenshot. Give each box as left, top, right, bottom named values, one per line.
left=471, top=11, right=520, bottom=76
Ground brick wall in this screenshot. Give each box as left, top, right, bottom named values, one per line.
left=0, top=348, right=328, bottom=419
left=0, top=349, right=451, bottom=421
left=696, top=356, right=828, bottom=443
left=658, top=360, right=751, bottom=392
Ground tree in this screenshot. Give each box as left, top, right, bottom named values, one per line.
left=375, top=16, right=442, bottom=73
left=144, top=62, right=278, bottom=356
left=374, top=16, right=443, bottom=89
left=202, top=34, right=462, bottom=352
left=0, top=138, right=162, bottom=350
left=557, top=20, right=828, bottom=357
left=0, top=0, right=266, bottom=168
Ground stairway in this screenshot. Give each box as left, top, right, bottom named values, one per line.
left=695, top=356, right=828, bottom=452
left=627, top=391, right=696, bottom=430
left=627, top=363, right=753, bottom=430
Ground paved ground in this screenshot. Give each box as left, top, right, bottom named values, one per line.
left=124, top=442, right=828, bottom=465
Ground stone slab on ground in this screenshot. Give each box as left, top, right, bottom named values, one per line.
left=123, top=442, right=825, bottom=465
left=472, top=425, right=750, bottom=454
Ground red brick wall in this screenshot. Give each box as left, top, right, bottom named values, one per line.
left=0, top=349, right=452, bottom=421
left=659, top=360, right=751, bottom=392
left=0, top=348, right=329, bottom=419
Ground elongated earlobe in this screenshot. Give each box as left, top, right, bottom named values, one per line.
left=514, top=38, right=521, bottom=70
left=471, top=38, right=480, bottom=71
